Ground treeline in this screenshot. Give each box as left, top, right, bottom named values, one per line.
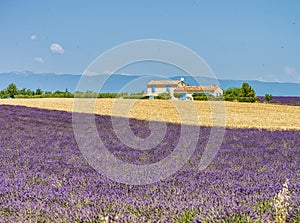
left=74, top=92, right=149, bottom=99
left=192, top=93, right=224, bottom=101
left=0, top=82, right=264, bottom=103
left=0, top=83, right=73, bottom=99
left=0, top=83, right=149, bottom=99
left=223, top=82, right=260, bottom=102
left=185, top=83, right=260, bottom=102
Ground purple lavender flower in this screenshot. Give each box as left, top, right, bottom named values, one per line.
left=0, top=105, right=299, bottom=222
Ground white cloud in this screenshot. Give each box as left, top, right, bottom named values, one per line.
left=83, top=69, right=114, bottom=75
left=34, top=57, right=44, bottom=63
left=31, top=35, right=37, bottom=40
left=84, top=70, right=98, bottom=75
left=283, top=66, right=300, bottom=83
left=257, top=67, right=300, bottom=84
left=50, top=43, right=64, bottom=54
left=284, top=66, right=297, bottom=75
left=258, top=74, right=280, bottom=82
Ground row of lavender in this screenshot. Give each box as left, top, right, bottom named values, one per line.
left=0, top=105, right=299, bottom=222
left=258, top=96, right=300, bottom=106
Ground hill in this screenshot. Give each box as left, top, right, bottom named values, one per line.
left=0, top=71, right=299, bottom=96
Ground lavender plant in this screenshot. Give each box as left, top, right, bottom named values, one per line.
left=0, top=105, right=299, bottom=222
left=258, top=96, right=300, bottom=106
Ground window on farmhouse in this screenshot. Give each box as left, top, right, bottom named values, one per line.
left=151, top=86, right=156, bottom=93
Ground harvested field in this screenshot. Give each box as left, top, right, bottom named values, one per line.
left=0, top=98, right=299, bottom=130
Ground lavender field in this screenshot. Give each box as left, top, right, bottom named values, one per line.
left=0, top=105, right=299, bottom=222
left=258, top=96, right=300, bottom=106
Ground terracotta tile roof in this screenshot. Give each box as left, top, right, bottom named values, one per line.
left=148, top=79, right=221, bottom=92
left=175, top=85, right=220, bottom=92
left=147, top=80, right=181, bottom=86
left=183, top=86, right=204, bottom=91
left=197, top=85, right=219, bottom=91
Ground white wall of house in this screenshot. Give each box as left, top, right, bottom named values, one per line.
left=147, top=85, right=177, bottom=98
left=212, top=87, right=223, bottom=96
left=200, top=88, right=223, bottom=97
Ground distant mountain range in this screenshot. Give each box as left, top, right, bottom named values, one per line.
left=0, top=71, right=299, bottom=96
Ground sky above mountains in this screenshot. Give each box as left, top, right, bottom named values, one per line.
left=1, top=0, right=300, bottom=84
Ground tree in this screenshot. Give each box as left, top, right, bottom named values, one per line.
left=0, top=89, right=8, bottom=98
left=35, top=88, right=43, bottom=95
left=26, top=89, right=35, bottom=96
left=18, top=88, right=27, bottom=95
left=224, top=87, right=240, bottom=101
left=224, top=83, right=258, bottom=102
left=264, top=94, right=273, bottom=102
left=6, top=83, right=18, bottom=98
left=240, top=82, right=255, bottom=97
left=224, top=87, right=241, bottom=97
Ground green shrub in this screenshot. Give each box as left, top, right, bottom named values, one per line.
left=237, top=97, right=259, bottom=103
left=157, top=92, right=171, bottom=100
left=123, top=93, right=148, bottom=99
left=193, top=96, right=208, bottom=101
left=224, top=95, right=237, bottom=102
left=173, top=92, right=185, bottom=99
left=264, top=94, right=273, bottom=102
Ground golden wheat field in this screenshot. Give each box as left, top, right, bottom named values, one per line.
left=1, top=98, right=299, bottom=130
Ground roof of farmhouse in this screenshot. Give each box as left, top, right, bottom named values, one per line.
left=147, top=80, right=221, bottom=92
left=175, top=85, right=219, bottom=92
left=184, top=85, right=219, bottom=91
left=147, top=80, right=181, bottom=86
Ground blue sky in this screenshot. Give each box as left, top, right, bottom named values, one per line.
left=0, top=0, right=300, bottom=83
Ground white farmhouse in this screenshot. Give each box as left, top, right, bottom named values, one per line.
left=147, top=79, right=223, bottom=100
left=147, top=80, right=186, bottom=99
